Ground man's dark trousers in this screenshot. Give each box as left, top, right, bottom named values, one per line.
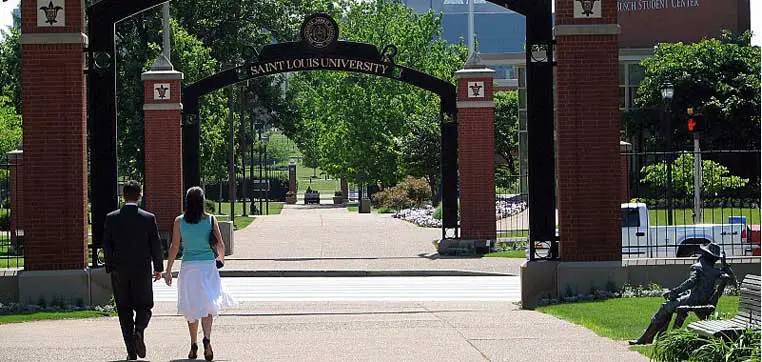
left=111, top=270, right=154, bottom=351
left=102, top=204, right=164, bottom=356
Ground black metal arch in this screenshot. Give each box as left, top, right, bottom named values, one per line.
left=181, top=39, right=459, bottom=235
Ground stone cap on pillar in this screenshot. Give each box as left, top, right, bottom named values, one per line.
left=141, top=54, right=184, bottom=80
left=620, top=141, right=633, bottom=152
left=454, top=52, right=496, bottom=80
left=6, top=150, right=22, bottom=161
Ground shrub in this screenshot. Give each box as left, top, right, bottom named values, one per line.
left=204, top=199, right=216, bottom=214
left=334, top=191, right=343, bottom=197
left=0, top=212, right=9, bottom=231
left=372, top=177, right=432, bottom=210
left=433, top=204, right=442, bottom=220
left=652, top=328, right=761, bottom=362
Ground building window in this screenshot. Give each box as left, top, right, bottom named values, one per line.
left=620, top=63, right=646, bottom=110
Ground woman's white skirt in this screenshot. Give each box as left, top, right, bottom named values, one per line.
left=177, top=260, right=237, bottom=322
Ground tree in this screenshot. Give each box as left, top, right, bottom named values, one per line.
left=0, top=96, right=21, bottom=157
left=288, top=0, right=467, bottom=188
left=640, top=153, right=749, bottom=197
left=635, top=31, right=761, bottom=151
left=399, top=118, right=440, bottom=204
left=0, top=8, right=20, bottom=111
left=494, top=91, right=519, bottom=191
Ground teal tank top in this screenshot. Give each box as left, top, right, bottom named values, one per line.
left=180, top=215, right=216, bottom=261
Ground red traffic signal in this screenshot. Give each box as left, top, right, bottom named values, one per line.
left=686, top=115, right=703, bottom=133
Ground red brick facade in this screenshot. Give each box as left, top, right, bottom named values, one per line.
left=455, top=71, right=497, bottom=240
left=143, top=74, right=184, bottom=235
left=20, top=0, right=88, bottom=270
left=555, top=1, right=622, bottom=261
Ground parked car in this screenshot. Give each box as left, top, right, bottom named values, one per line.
left=621, top=203, right=760, bottom=258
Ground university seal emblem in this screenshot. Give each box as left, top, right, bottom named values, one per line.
left=300, top=14, right=339, bottom=50
left=577, top=0, right=598, bottom=16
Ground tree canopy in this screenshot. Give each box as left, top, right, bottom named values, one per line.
left=635, top=31, right=761, bottom=151
left=287, top=0, right=467, bottom=188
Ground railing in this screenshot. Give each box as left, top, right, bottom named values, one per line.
left=622, top=149, right=761, bottom=258
left=0, top=160, right=23, bottom=269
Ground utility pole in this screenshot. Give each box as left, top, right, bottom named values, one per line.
left=467, top=0, right=475, bottom=56
left=161, top=4, right=170, bottom=60
left=693, top=132, right=702, bottom=224
left=227, top=85, right=235, bottom=223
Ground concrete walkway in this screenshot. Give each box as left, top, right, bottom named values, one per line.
left=0, top=301, right=648, bottom=362
left=224, top=205, right=524, bottom=275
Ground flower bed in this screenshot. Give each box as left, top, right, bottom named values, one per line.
left=393, top=198, right=528, bottom=228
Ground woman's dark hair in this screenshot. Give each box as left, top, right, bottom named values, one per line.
left=183, top=187, right=207, bottom=224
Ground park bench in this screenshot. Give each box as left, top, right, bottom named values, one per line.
left=685, top=274, right=760, bottom=339
left=304, top=190, right=320, bottom=204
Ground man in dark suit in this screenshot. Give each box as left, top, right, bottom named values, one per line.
left=102, top=180, right=164, bottom=360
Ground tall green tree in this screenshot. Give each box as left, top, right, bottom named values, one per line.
left=0, top=8, right=21, bottom=111
left=635, top=31, right=761, bottom=150
left=288, top=0, right=467, bottom=188
left=0, top=96, right=21, bottom=157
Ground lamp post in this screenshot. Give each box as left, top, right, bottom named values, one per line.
left=661, top=82, right=675, bottom=226
left=262, top=132, right=270, bottom=215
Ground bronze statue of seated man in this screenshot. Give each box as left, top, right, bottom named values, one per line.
left=629, top=242, right=735, bottom=345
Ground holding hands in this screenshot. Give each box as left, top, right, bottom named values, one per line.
left=164, top=271, right=173, bottom=286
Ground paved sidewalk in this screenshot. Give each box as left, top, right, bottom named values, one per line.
left=0, top=301, right=648, bottom=362
left=225, top=206, right=523, bottom=275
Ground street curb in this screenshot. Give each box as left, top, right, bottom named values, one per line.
left=215, top=270, right=516, bottom=277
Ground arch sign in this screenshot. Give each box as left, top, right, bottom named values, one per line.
left=182, top=13, right=460, bottom=237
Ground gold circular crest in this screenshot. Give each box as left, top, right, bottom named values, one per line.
left=301, top=14, right=338, bottom=49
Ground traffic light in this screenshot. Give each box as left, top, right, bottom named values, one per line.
left=686, top=115, right=703, bottom=133
left=685, top=107, right=703, bottom=133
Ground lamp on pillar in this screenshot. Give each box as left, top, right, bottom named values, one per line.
left=660, top=82, right=675, bottom=226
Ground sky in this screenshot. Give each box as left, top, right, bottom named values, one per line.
left=0, top=0, right=760, bottom=45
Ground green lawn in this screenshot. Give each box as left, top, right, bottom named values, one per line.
left=214, top=215, right=255, bottom=230
left=0, top=310, right=112, bottom=325
left=484, top=250, right=526, bottom=258
left=648, top=207, right=760, bottom=225
left=496, top=230, right=529, bottom=239
left=537, top=296, right=740, bottom=357
left=0, top=234, right=23, bottom=268
left=215, top=201, right=283, bottom=216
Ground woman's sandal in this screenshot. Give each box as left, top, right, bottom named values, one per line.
left=203, top=337, right=214, bottom=361
left=188, top=342, right=198, bottom=359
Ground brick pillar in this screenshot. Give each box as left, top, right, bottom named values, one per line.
left=6, top=150, right=23, bottom=253
left=555, top=0, right=622, bottom=261
left=20, top=0, right=87, bottom=270
left=142, top=56, right=184, bottom=236
left=340, top=179, right=349, bottom=201
left=288, top=162, right=297, bottom=193
left=454, top=59, right=497, bottom=241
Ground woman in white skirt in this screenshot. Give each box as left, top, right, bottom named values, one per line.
left=164, top=187, right=237, bottom=361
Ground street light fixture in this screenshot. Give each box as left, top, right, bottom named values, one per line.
left=661, top=81, right=675, bottom=225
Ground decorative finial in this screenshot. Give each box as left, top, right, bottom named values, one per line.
left=150, top=54, right=174, bottom=72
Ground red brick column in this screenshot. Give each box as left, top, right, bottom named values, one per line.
left=555, top=0, right=622, bottom=261
left=20, top=0, right=88, bottom=270
left=6, top=150, right=23, bottom=252
left=142, top=56, right=184, bottom=235
left=454, top=64, right=497, bottom=240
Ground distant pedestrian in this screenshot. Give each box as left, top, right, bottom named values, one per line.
left=102, top=180, right=164, bottom=360
left=164, top=186, right=237, bottom=361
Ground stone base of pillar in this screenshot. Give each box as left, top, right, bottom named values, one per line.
left=219, top=221, right=234, bottom=256
left=0, top=272, right=19, bottom=304
left=520, top=260, right=560, bottom=309
left=437, top=239, right=492, bottom=256
left=520, top=260, right=627, bottom=309
left=89, top=268, right=114, bottom=306
left=18, top=269, right=91, bottom=306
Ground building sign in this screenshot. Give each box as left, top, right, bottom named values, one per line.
left=467, top=81, right=485, bottom=98
left=575, top=0, right=602, bottom=18
left=617, top=0, right=747, bottom=48
left=37, top=0, right=65, bottom=27
left=249, top=58, right=391, bottom=77
left=154, top=83, right=171, bottom=100
left=618, top=0, right=699, bottom=12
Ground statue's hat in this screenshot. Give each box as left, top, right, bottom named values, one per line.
left=699, top=243, right=721, bottom=258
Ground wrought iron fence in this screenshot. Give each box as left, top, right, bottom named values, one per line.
left=0, top=158, right=24, bottom=269
left=622, top=149, right=761, bottom=258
